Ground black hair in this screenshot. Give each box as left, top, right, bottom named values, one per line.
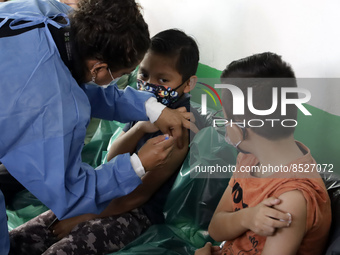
left=150, top=29, right=199, bottom=82
left=221, top=52, right=298, bottom=140
left=70, top=0, right=150, bottom=83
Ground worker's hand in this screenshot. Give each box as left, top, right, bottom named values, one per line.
left=245, top=197, right=292, bottom=236
left=195, top=242, right=222, bottom=255
left=136, top=121, right=160, bottom=134
left=154, top=107, right=199, bottom=149
left=138, top=134, right=175, bottom=172
left=51, top=214, right=95, bottom=239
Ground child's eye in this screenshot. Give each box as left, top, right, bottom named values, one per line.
left=159, top=78, right=168, bottom=84
left=138, top=73, right=148, bottom=80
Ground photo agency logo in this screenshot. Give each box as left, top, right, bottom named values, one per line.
left=199, top=79, right=312, bottom=129
left=192, top=78, right=339, bottom=179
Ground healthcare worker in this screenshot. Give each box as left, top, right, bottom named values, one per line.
left=0, top=0, right=193, bottom=253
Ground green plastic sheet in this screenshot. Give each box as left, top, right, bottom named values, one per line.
left=114, top=127, right=237, bottom=254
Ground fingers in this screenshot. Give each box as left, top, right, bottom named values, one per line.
left=150, top=134, right=175, bottom=161
left=261, top=197, right=292, bottom=226
left=211, top=244, right=222, bottom=252
left=180, top=117, right=199, bottom=134
left=180, top=111, right=194, bottom=121
left=251, top=198, right=293, bottom=236
left=189, top=112, right=196, bottom=122
left=170, top=124, right=184, bottom=149
left=203, top=242, right=213, bottom=249
left=266, top=210, right=292, bottom=228
left=195, top=242, right=212, bottom=255
left=161, top=136, right=175, bottom=157
left=155, top=106, right=200, bottom=148
left=138, top=135, right=175, bottom=172
left=256, top=209, right=292, bottom=236
left=176, top=106, right=187, bottom=113
left=266, top=206, right=291, bottom=221
left=262, top=197, right=281, bottom=207
left=195, top=242, right=222, bottom=255
left=190, top=122, right=200, bottom=134
left=51, top=226, right=64, bottom=240
left=259, top=224, right=276, bottom=236
left=150, top=134, right=173, bottom=145
left=180, top=112, right=199, bottom=134
left=178, top=108, right=197, bottom=134
left=150, top=135, right=175, bottom=154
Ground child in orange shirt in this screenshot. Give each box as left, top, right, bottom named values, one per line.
left=196, top=52, right=331, bottom=255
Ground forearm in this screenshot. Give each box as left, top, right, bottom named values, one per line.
left=208, top=208, right=251, bottom=242
left=68, top=176, right=150, bottom=221
left=95, top=193, right=148, bottom=218
left=101, top=135, right=188, bottom=218
left=107, top=125, right=146, bottom=161
left=82, top=84, right=151, bottom=122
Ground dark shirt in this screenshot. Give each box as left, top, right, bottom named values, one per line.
left=123, top=93, right=206, bottom=224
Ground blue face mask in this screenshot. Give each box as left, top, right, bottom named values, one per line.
left=90, top=62, right=121, bottom=88
left=137, top=79, right=185, bottom=106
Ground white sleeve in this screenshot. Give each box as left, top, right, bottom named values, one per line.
left=145, top=97, right=167, bottom=123
left=130, top=153, right=146, bottom=178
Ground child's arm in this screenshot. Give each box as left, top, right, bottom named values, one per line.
left=261, top=190, right=307, bottom=255
left=95, top=127, right=188, bottom=217
left=208, top=186, right=291, bottom=242
left=195, top=242, right=222, bottom=255
left=106, top=121, right=159, bottom=161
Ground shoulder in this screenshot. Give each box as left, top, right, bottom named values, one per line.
left=274, top=190, right=307, bottom=233
left=262, top=190, right=308, bottom=255
left=276, top=190, right=307, bottom=213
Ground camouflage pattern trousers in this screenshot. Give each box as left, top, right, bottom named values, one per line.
left=9, top=208, right=151, bottom=255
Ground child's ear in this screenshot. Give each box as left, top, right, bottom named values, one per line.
left=183, top=75, right=197, bottom=93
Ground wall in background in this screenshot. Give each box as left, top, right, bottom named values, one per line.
left=138, top=0, right=340, bottom=116
left=138, top=0, right=340, bottom=172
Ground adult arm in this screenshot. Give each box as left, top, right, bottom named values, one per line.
left=99, top=124, right=188, bottom=216
left=82, top=85, right=193, bottom=148
left=52, top=123, right=189, bottom=238
left=0, top=76, right=168, bottom=221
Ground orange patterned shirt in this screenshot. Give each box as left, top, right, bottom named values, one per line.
left=221, top=142, right=331, bottom=255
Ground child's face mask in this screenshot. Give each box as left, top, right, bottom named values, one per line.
left=137, top=79, right=185, bottom=106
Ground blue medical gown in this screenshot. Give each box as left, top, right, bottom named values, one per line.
left=0, top=0, right=153, bottom=253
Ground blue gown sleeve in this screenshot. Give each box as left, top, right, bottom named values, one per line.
left=0, top=0, right=142, bottom=221
left=0, top=35, right=143, bottom=220
left=81, top=84, right=154, bottom=123
left=0, top=192, right=9, bottom=255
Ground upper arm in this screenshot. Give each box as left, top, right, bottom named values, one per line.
left=106, top=131, right=126, bottom=161
left=136, top=134, right=189, bottom=199
left=262, top=190, right=307, bottom=255
left=208, top=184, right=233, bottom=239
left=212, top=185, right=233, bottom=215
